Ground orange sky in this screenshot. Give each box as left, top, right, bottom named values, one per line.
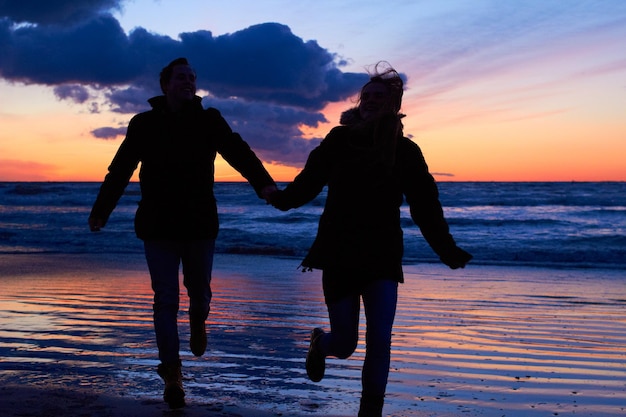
left=1, top=1, right=625, bottom=183
left=1, top=70, right=623, bottom=183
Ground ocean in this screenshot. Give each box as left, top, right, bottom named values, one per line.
left=1, top=181, right=625, bottom=416
left=0, top=181, right=625, bottom=270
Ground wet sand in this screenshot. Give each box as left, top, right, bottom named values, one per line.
left=0, top=253, right=624, bottom=416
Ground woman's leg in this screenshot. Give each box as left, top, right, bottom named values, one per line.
left=318, top=293, right=361, bottom=359
left=359, top=279, right=398, bottom=416
left=307, top=291, right=361, bottom=382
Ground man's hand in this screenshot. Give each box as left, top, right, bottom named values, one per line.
left=267, top=189, right=291, bottom=211
left=260, top=185, right=279, bottom=204
left=88, top=217, right=104, bottom=232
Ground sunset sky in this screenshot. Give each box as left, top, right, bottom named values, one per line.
left=1, top=0, right=625, bottom=182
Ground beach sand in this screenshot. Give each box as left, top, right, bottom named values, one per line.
left=0, top=253, right=624, bottom=416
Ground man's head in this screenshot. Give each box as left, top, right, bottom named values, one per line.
left=160, top=58, right=197, bottom=108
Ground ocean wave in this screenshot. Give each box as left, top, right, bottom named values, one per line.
left=1, top=182, right=625, bottom=270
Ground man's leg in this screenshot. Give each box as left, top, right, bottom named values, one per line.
left=181, top=239, right=214, bottom=357
left=144, top=240, right=185, bottom=408
left=145, top=240, right=182, bottom=364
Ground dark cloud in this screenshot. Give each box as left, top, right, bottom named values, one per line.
left=0, top=0, right=122, bottom=25
left=178, top=24, right=363, bottom=109
left=206, top=97, right=326, bottom=164
left=106, top=86, right=154, bottom=114
left=0, top=1, right=369, bottom=165
left=0, top=14, right=139, bottom=85
left=91, top=126, right=127, bottom=139
left=53, top=84, right=90, bottom=103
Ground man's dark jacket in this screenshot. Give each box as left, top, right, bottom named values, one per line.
left=90, top=95, right=275, bottom=240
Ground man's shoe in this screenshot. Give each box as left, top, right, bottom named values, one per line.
left=157, top=361, right=185, bottom=409
left=190, top=318, right=207, bottom=357
left=306, top=327, right=326, bottom=382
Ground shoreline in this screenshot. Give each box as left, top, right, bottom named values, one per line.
left=2, top=251, right=626, bottom=275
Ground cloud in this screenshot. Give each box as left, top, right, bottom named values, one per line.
left=0, top=0, right=122, bottom=25
left=91, top=126, right=127, bottom=139
left=0, top=1, right=369, bottom=165
left=0, top=159, right=58, bottom=181
left=405, top=2, right=626, bottom=101
left=53, top=84, right=91, bottom=103
left=205, top=96, right=327, bottom=164
left=0, top=14, right=140, bottom=85
left=178, top=24, right=365, bottom=109
left=431, top=172, right=455, bottom=178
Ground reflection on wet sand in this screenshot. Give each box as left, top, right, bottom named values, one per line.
left=0, top=254, right=625, bottom=416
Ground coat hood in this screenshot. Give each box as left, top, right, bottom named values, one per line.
left=339, top=107, right=362, bottom=126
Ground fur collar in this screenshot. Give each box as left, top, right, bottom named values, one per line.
left=339, top=107, right=362, bottom=126
left=339, top=107, right=406, bottom=127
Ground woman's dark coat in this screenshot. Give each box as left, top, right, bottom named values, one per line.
left=272, top=110, right=462, bottom=283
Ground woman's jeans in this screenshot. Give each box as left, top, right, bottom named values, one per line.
left=144, top=239, right=215, bottom=365
left=318, top=279, right=398, bottom=398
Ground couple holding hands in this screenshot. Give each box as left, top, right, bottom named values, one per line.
left=89, top=57, right=471, bottom=416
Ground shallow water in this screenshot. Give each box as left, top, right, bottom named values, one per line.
left=0, top=254, right=625, bottom=416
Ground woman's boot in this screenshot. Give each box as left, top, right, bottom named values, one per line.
left=357, top=393, right=384, bottom=417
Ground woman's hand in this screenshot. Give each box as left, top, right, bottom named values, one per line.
left=440, top=246, right=473, bottom=269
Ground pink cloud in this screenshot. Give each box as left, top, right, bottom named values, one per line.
left=0, top=159, right=58, bottom=181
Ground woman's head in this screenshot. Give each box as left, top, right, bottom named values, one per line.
left=358, top=63, right=403, bottom=120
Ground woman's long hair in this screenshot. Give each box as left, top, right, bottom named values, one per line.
left=358, top=61, right=404, bottom=114
left=340, top=62, right=406, bottom=176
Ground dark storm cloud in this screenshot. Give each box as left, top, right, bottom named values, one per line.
left=206, top=96, right=328, bottom=164
left=0, top=0, right=122, bottom=25
left=0, top=1, right=369, bottom=165
left=178, top=24, right=364, bottom=109
left=53, top=84, right=91, bottom=103
left=0, top=14, right=140, bottom=85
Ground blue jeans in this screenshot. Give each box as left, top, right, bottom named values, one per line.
left=143, top=239, right=215, bottom=365
left=317, top=278, right=398, bottom=398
